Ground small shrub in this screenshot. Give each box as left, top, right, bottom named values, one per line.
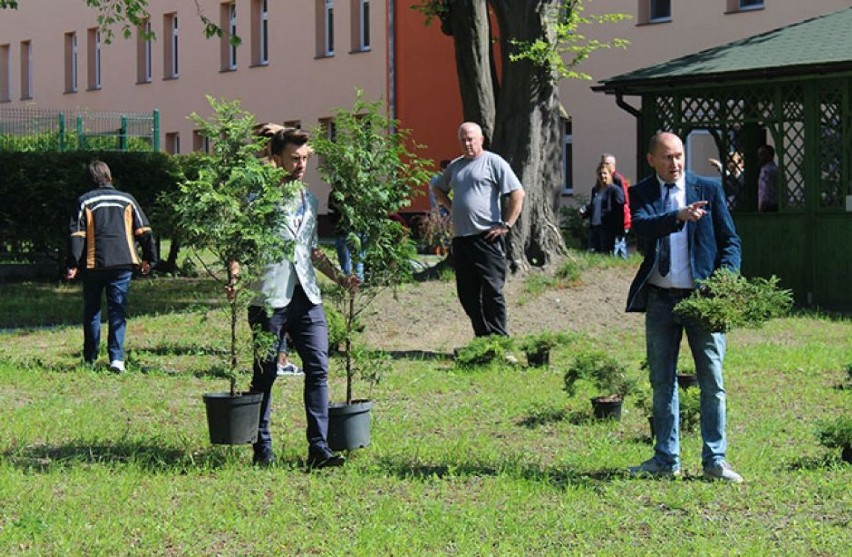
left=563, top=349, right=637, bottom=401
left=674, top=268, right=794, bottom=333
left=816, top=416, right=852, bottom=462
left=455, top=335, right=515, bottom=367
left=517, top=331, right=574, bottom=354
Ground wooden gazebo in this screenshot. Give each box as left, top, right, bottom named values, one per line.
left=595, top=7, right=852, bottom=307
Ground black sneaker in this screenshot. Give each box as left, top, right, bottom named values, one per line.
left=306, top=448, right=345, bottom=469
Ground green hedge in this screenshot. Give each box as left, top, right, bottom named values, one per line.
left=0, top=151, right=187, bottom=262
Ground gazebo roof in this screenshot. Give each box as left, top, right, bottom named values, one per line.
left=595, top=7, right=852, bottom=94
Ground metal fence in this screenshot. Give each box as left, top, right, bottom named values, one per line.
left=0, top=107, right=159, bottom=152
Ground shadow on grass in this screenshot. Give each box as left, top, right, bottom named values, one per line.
left=385, top=350, right=451, bottom=361
left=0, top=277, right=224, bottom=329
left=0, top=439, right=304, bottom=473
left=373, top=456, right=627, bottom=488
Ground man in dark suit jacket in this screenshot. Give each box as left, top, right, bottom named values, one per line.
left=626, top=132, right=744, bottom=483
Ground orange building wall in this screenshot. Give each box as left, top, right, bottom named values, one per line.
left=393, top=3, right=463, bottom=212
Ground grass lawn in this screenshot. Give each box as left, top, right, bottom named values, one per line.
left=0, top=272, right=849, bottom=555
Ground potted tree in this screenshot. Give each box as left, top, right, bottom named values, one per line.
left=674, top=268, right=794, bottom=333
left=563, top=349, right=637, bottom=420
left=170, top=97, right=298, bottom=445
left=311, top=90, right=432, bottom=451
left=518, top=331, right=573, bottom=368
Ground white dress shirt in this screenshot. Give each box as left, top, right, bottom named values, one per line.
left=649, top=176, right=694, bottom=289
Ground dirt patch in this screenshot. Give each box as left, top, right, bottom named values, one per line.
left=358, top=256, right=644, bottom=354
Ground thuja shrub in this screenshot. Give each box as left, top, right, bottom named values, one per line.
left=674, top=268, right=794, bottom=333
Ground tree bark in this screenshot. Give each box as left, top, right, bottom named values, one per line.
left=440, top=0, right=496, bottom=142
left=440, top=0, right=568, bottom=271
left=490, top=0, right=567, bottom=270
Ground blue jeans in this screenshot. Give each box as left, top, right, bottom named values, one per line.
left=248, top=286, right=331, bottom=454
left=82, top=269, right=133, bottom=363
left=645, top=286, right=728, bottom=470
left=335, top=235, right=365, bottom=281
left=613, top=235, right=628, bottom=259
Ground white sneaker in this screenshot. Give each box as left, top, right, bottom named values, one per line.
left=703, top=461, right=744, bottom=483
left=276, top=362, right=303, bottom=377
left=109, top=360, right=125, bottom=373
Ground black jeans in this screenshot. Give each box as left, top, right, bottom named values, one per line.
left=248, top=285, right=331, bottom=454
left=451, top=233, right=508, bottom=337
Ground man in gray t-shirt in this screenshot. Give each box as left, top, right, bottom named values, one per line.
left=431, top=122, right=525, bottom=337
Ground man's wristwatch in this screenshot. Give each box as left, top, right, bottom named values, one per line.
left=501, top=220, right=512, bottom=231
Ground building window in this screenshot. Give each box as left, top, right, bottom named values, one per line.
left=193, top=130, right=210, bottom=153
left=137, top=20, right=152, bottom=83
left=727, top=0, right=764, bottom=12
left=65, top=32, right=78, bottom=93
left=317, top=0, right=334, bottom=57
left=164, top=13, right=179, bottom=78
left=562, top=120, right=573, bottom=195
left=165, top=132, right=180, bottom=154
left=221, top=2, right=237, bottom=71
left=351, top=0, right=370, bottom=52
left=87, top=28, right=102, bottom=90
left=20, top=40, right=32, bottom=99
left=649, top=0, right=671, bottom=22
left=0, top=44, right=10, bottom=102
left=251, top=0, right=269, bottom=66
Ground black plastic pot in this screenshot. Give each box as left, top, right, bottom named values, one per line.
left=525, top=349, right=550, bottom=368
left=677, top=373, right=699, bottom=390
left=202, top=391, right=263, bottom=445
left=327, top=400, right=373, bottom=452
left=591, top=397, right=623, bottom=420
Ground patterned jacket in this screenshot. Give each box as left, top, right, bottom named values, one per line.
left=67, top=185, right=157, bottom=271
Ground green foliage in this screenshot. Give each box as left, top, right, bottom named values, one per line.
left=324, top=302, right=347, bottom=353
left=169, top=97, right=296, bottom=395
left=678, top=387, right=701, bottom=433
left=563, top=349, right=636, bottom=400
left=559, top=199, right=588, bottom=249
left=0, top=150, right=179, bottom=260
left=454, top=335, right=515, bottom=368
left=508, top=2, right=630, bottom=83
left=633, top=385, right=700, bottom=433
left=311, top=90, right=433, bottom=403
left=517, top=330, right=574, bottom=354
left=816, top=416, right=852, bottom=451
left=674, top=268, right=794, bottom=333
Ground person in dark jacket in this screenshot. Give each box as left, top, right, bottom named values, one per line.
left=580, top=162, right=625, bottom=254
left=65, top=160, right=157, bottom=373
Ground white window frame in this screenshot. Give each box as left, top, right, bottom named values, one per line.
left=21, top=40, right=32, bottom=99
left=0, top=44, right=10, bottom=102
left=94, top=29, right=102, bottom=89
left=359, top=0, right=370, bottom=51
left=739, top=0, right=764, bottom=10
left=324, top=0, right=334, bottom=56
left=649, top=0, right=671, bottom=23
left=69, top=32, right=78, bottom=92
left=143, top=20, right=152, bottom=82
left=260, top=0, right=269, bottom=64
left=228, top=2, right=237, bottom=70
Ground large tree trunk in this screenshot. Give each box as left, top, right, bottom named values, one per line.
left=440, top=0, right=568, bottom=271
left=490, top=0, right=566, bottom=270
left=441, top=0, right=497, bottom=141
